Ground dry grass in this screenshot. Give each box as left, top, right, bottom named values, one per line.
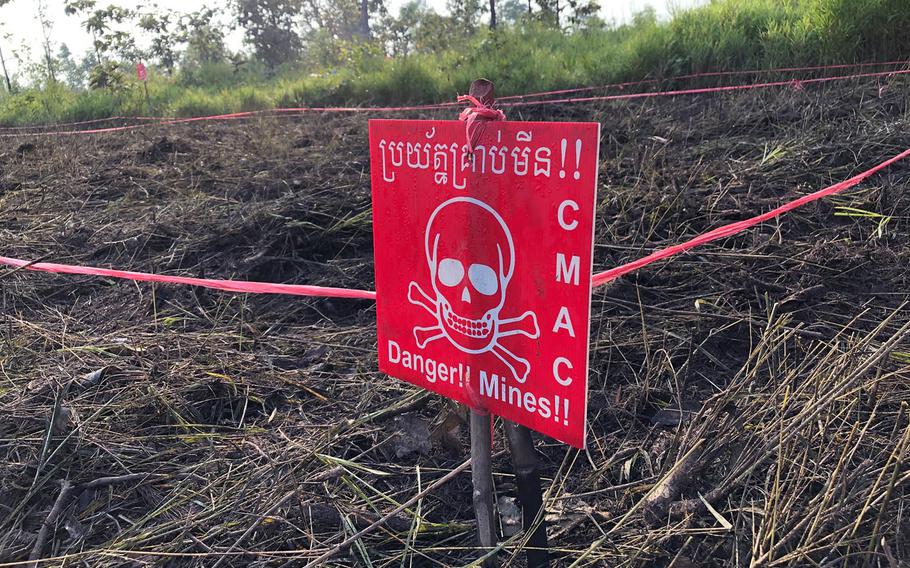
left=1, top=75, right=909, bottom=566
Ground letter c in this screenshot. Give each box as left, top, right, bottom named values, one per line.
left=553, top=357, right=573, bottom=386
left=558, top=200, right=579, bottom=231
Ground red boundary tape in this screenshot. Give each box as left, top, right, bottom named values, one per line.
left=0, top=105, right=452, bottom=137
left=2, top=146, right=908, bottom=298
left=591, top=146, right=910, bottom=286
left=0, top=104, right=448, bottom=138
left=500, top=68, right=910, bottom=108
left=2, top=65, right=908, bottom=138
left=495, top=58, right=909, bottom=102
left=3, top=59, right=905, bottom=131
left=0, top=257, right=377, bottom=300
left=0, top=115, right=165, bottom=131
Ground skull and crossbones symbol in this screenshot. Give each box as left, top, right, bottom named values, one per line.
left=408, top=197, right=540, bottom=383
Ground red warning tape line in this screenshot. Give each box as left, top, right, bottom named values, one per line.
left=0, top=257, right=376, bottom=300
left=3, top=64, right=908, bottom=137
left=591, top=146, right=910, bottom=287
left=0, top=67, right=860, bottom=132
left=499, top=68, right=910, bottom=108
left=0, top=105, right=453, bottom=138
left=495, top=59, right=910, bottom=101
left=2, top=146, right=908, bottom=299
left=0, top=115, right=165, bottom=131
left=1, top=60, right=903, bottom=132
left=0, top=106, right=454, bottom=133
left=0, top=122, right=154, bottom=137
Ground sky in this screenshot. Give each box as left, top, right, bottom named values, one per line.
left=0, top=0, right=705, bottom=77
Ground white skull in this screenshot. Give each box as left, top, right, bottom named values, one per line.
left=425, top=197, right=514, bottom=353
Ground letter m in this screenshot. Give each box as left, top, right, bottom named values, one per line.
left=479, top=370, right=500, bottom=397
left=556, top=253, right=580, bottom=286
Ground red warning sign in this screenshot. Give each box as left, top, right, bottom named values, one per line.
left=136, top=62, right=147, bottom=82
left=369, top=119, right=599, bottom=448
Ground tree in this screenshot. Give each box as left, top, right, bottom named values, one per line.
left=301, top=0, right=383, bottom=43
left=380, top=1, right=461, bottom=56
left=0, top=7, right=13, bottom=93
left=64, top=1, right=137, bottom=63
left=57, top=43, right=89, bottom=88
left=533, top=0, right=559, bottom=28
left=381, top=0, right=425, bottom=56
left=138, top=11, right=179, bottom=73
left=565, top=0, right=600, bottom=29
left=137, top=8, right=228, bottom=74
left=447, top=0, right=484, bottom=36
left=34, top=0, right=59, bottom=83
left=64, top=1, right=137, bottom=92
left=290, top=0, right=386, bottom=68
left=233, top=0, right=303, bottom=70
left=0, top=44, right=11, bottom=93
left=359, top=0, right=370, bottom=39
left=498, top=0, right=528, bottom=26
left=529, top=0, right=598, bottom=30
left=180, top=9, right=228, bottom=66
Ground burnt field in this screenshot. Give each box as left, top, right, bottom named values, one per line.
left=1, top=78, right=909, bottom=567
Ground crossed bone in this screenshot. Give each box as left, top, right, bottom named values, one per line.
left=408, top=282, right=540, bottom=383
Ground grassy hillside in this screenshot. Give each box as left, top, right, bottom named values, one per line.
left=1, top=0, right=909, bottom=125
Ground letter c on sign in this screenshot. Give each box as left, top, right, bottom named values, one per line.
left=558, top=200, right=579, bottom=231
left=553, top=357, right=573, bottom=386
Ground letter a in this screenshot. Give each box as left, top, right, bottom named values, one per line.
left=552, top=307, right=576, bottom=338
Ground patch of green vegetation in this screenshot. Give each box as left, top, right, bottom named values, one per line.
left=1, top=0, right=909, bottom=125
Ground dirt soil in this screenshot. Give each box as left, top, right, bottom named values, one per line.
left=1, top=77, right=909, bottom=567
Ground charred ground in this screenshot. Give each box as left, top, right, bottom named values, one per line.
left=1, top=78, right=909, bottom=566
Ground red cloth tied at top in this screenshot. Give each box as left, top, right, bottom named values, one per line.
left=458, top=94, right=505, bottom=150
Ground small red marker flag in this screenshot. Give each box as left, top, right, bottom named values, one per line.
left=136, top=62, right=147, bottom=82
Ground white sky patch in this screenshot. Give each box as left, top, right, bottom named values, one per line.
left=0, top=0, right=705, bottom=76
